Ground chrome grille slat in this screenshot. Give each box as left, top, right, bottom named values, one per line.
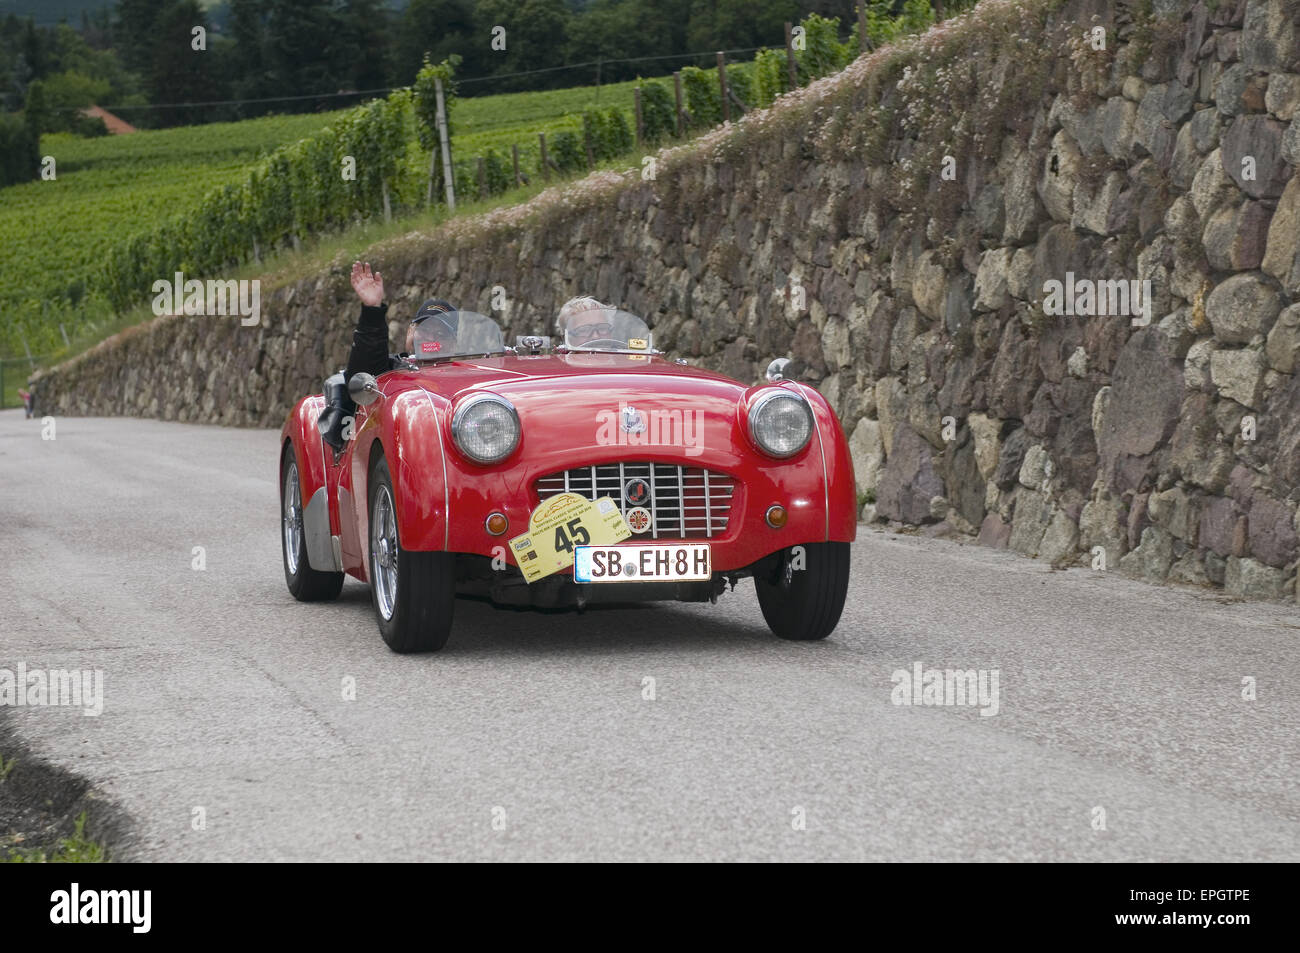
left=650, top=464, right=660, bottom=539
left=676, top=465, right=685, bottom=540
left=535, top=461, right=736, bottom=539
left=703, top=469, right=712, bottom=539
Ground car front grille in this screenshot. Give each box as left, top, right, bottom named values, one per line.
left=535, top=462, right=736, bottom=539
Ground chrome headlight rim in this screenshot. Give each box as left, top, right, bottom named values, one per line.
left=747, top=387, right=814, bottom=459
left=451, top=392, right=521, bottom=465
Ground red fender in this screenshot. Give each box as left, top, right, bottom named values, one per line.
left=280, top=395, right=329, bottom=505
left=353, top=386, right=451, bottom=555
left=794, top=383, right=859, bottom=543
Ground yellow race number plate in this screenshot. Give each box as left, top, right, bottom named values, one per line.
left=509, top=493, right=632, bottom=583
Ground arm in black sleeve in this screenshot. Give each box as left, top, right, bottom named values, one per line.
left=344, top=303, right=393, bottom=381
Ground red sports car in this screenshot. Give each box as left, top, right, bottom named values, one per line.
left=279, top=308, right=856, bottom=652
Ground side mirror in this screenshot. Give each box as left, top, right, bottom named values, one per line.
left=348, top=372, right=382, bottom=406
left=765, top=358, right=792, bottom=382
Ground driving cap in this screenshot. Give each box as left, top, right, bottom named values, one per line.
left=413, top=299, right=458, bottom=334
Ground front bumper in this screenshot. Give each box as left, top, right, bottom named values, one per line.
left=437, top=450, right=830, bottom=573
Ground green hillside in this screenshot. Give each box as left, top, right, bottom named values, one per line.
left=0, top=111, right=346, bottom=324
left=0, top=76, right=647, bottom=363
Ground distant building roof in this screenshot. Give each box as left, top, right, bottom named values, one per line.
left=80, top=106, right=137, bottom=135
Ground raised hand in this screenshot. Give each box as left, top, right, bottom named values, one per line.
left=350, top=261, right=384, bottom=308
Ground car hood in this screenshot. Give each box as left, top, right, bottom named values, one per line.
left=409, top=353, right=755, bottom=463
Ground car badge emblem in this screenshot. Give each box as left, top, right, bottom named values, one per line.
left=625, top=506, right=652, bottom=534
left=623, top=478, right=651, bottom=507
left=621, top=405, right=647, bottom=435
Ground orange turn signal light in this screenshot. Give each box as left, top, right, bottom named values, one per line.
left=765, top=505, right=787, bottom=529
left=485, top=512, right=509, bottom=536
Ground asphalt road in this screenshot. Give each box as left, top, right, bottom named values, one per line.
left=1, top=409, right=1298, bottom=862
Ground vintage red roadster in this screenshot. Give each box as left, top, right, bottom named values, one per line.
left=279, top=307, right=856, bottom=652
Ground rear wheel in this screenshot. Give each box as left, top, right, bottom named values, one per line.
left=368, top=456, right=455, bottom=653
left=754, top=542, right=850, bottom=641
left=281, top=449, right=344, bottom=602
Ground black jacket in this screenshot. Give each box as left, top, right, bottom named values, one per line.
left=344, top=303, right=403, bottom=381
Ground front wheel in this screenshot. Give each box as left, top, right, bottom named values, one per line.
left=754, top=542, right=850, bottom=641
left=368, top=456, right=455, bottom=653
left=281, top=449, right=344, bottom=602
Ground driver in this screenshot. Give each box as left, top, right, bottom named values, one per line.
left=556, top=295, right=621, bottom=347
left=345, top=261, right=458, bottom=382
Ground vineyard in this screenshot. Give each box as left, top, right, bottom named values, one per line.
left=0, top=111, right=347, bottom=359
left=0, top=5, right=950, bottom=379
left=0, top=78, right=657, bottom=363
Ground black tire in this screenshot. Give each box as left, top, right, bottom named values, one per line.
left=281, top=447, right=345, bottom=602
left=754, top=542, right=850, bottom=641
left=368, top=456, right=455, bottom=653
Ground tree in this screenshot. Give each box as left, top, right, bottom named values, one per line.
left=114, top=0, right=172, bottom=76
left=686, top=0, right=801, bottom=55
left=264, top=0, right=345, bottom=105
left=225, top=0, right=271, bottom=113
left=145, top=0, right=226, bottom=126
left=0, top=110, right=39, bottom=187
left=394, top=0, right=479, bottom=86
left=40, top=70, right=112, bottom=132
left=23, top=77, right=47, bottom=135
left=474, top=0, right=573, bottom=90
left=337, top=0, right=392, bottom=93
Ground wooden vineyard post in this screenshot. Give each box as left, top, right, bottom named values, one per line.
left=785, top=22, right=797, bottom=90
left=435, top=76, right=456, bottom=211
left=717, top=52, right=730, bottom=123
left=673, top=71, right=685, bottom=136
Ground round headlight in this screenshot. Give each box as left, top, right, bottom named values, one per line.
left=452, top=393, right=520, bottom=464
left=748, top=389, right=813, bottom=458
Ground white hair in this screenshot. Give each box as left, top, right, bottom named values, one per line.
left=557, top=296, right=609, bottom=332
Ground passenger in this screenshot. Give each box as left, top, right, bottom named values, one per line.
left=556, top=296, right=621, bottom=347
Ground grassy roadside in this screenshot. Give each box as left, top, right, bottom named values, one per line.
left=3, top=810, right=109, bottom=863
left=0, top=737, right=121, bottom=863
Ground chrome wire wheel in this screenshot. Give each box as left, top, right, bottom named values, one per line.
left=281, top=446, right=343, bottom=602
left=282, top=461, right=302, bottom=577
left=371, top=484, right=399, bottom=621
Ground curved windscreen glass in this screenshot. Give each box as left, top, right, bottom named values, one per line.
left=410, top=310, right=505, bottom=360
left=561, top=307, right=654, bottom=353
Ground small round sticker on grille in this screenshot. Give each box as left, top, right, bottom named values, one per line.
left=625, top=506, right=652, bottom=534
left=623, top=477, right=651, bottom=506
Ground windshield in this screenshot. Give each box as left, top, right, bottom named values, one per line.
left=561, top=306, right=655, bottom=353
left=409, top=310, right=505, bottom=360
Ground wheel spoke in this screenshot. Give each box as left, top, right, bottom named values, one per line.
left=283, top=462, right=301, bottom=576
left=371, top=486, right=399, bottom=621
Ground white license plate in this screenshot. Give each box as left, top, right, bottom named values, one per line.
left=574, top=543, right=711, bottom=583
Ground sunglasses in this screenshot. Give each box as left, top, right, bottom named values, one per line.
left=569, top=322, right=613, bottom=342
